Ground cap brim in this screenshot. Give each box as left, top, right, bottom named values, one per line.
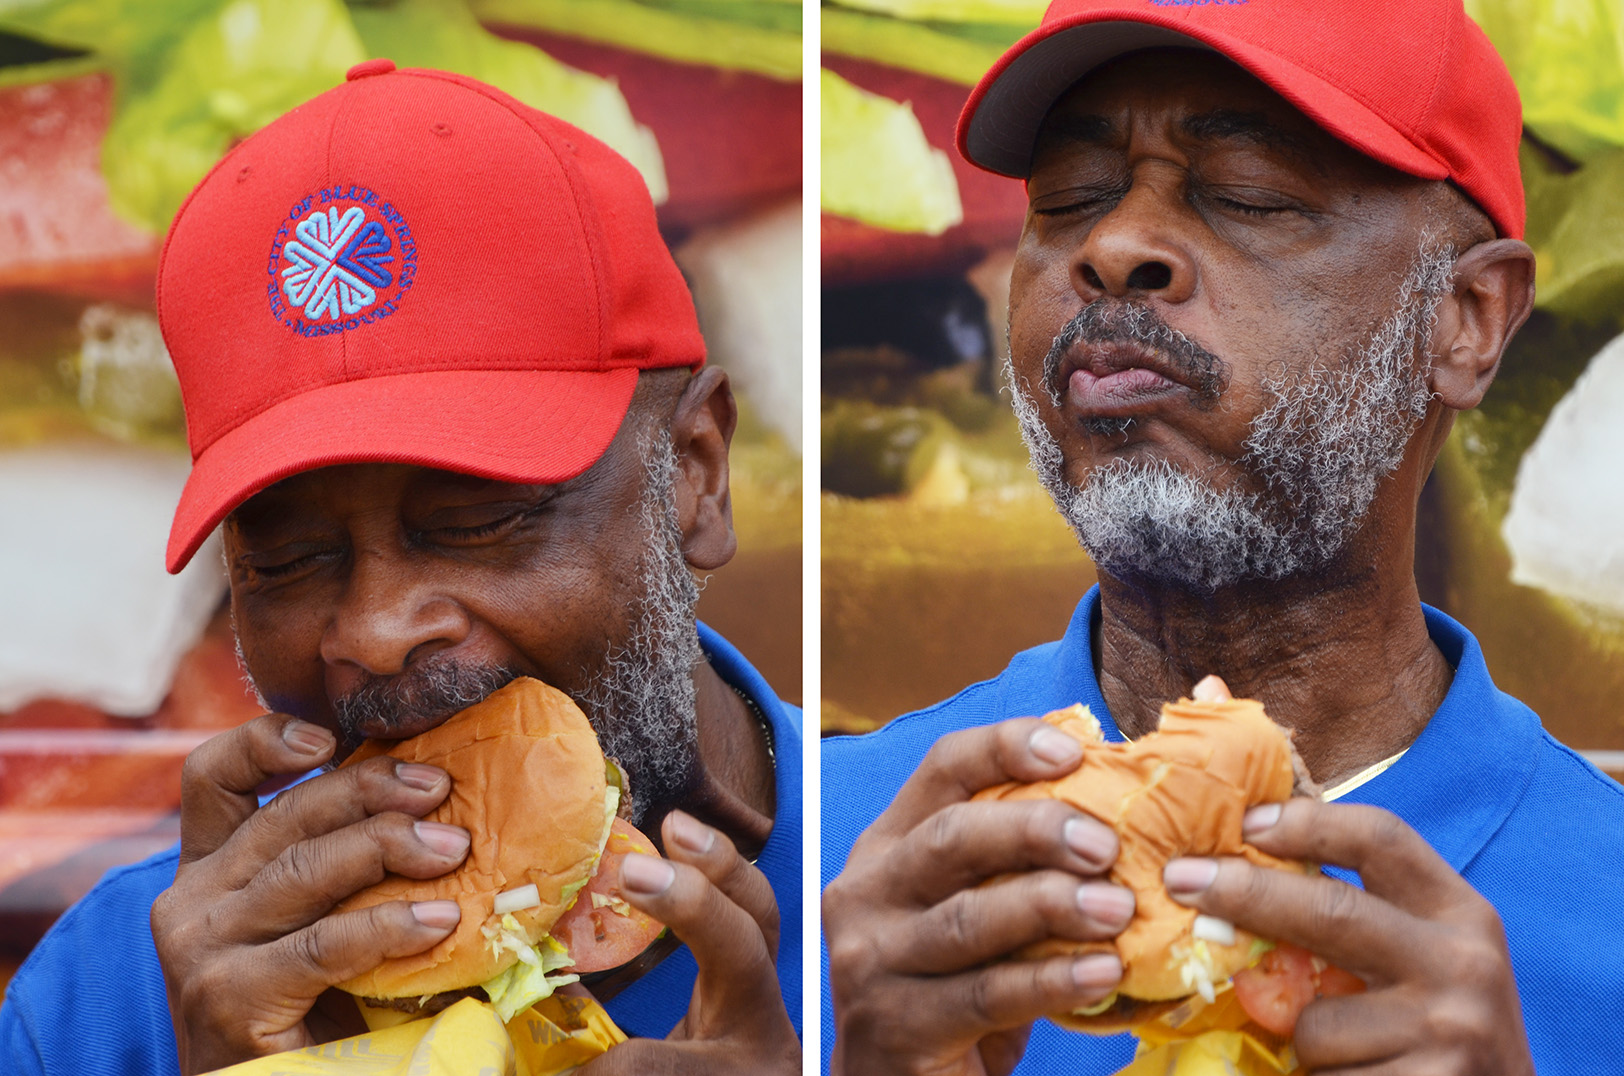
left=959, top=14, right=1448, bottom=184
left=167, top=367, right=639, bottom=573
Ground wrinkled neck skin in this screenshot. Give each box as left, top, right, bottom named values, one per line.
left=671, top=660, right=775, bottom=859
left=1092, top=470, right=1453, bottom=789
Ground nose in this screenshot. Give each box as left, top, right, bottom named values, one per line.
left=319, top=549, right=470, bottom=682
left=1073, top=170, right=1197, bottom=304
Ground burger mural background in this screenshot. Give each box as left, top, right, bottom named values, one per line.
left=819, top=0, right=1624, bottom=779
left=0, top=0, right=802, bottom=991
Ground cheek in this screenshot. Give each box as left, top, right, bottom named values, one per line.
left=474, top=533, right=653, bottom=692
left=232, top=594, right=330, bottom=719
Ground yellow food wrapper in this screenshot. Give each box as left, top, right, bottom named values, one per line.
left=1117, top=1030, right=1298, bottom=1076
left=1112, top=990, right=1302, bottom=1076
left=204, top=994, right=626, bottom=1076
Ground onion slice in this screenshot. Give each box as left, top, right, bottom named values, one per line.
left=1191, top=915, right=1236, bottom=947
left=494, top=884, right=541, bottom=915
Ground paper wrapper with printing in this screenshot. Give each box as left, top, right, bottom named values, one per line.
left=201, top=994, right=626, bottom=1076
left=1115, top=989, right=1303, bottom=1075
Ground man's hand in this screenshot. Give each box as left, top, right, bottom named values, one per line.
left=1165, top=798, right=1533, bottom=1075
left=151, top=714, right=471, bottom=1075
left=579, top=810, right=799, bottom=1074
left=823, top=719, right=1137, bottom=1076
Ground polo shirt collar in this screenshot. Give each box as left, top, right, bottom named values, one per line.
left=1017, top=587, right=1540, bottom=874
left=1335, top=605, right=1540, bottom=874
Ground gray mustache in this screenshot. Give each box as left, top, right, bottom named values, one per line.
left=334, top=659, right=522, bottom=747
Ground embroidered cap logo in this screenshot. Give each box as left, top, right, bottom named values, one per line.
left=266, top=186, right=418, bottom=338
left=283, top=206, right=392, bottom=318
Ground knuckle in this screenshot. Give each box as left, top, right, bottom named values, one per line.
left=364, top=809, right=415, bottom=850
left=178, top=744, right=219, bottom=804
left=919, top=731, right=968, bottom=775
left=290, top=922, right=337, bottom=974
left=1306, top=879, right=1362, bottom=936
left=1227, top=859, right=1278, bottom=911
left=1028, top=872, right=1077, bottom=926
left=940, top=892, right=983, bottom=954
left=964, top=966, right=1000, bottom=1026
left=822, top=877, right=855, bottom=924
left=1423, top=990, right=1497, bottom=1047
left=1364, top=807, right=1411, bottom=849
left=918, top=805, right=963, bottom=863
left=1018, top=802, right=1064, bottom=861
left=827, top=930, right=880, bottom=988
left=1442, top=931, right=1508, bottom=983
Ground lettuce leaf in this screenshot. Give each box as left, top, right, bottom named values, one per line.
left=469, top=0, right=800, bottom=80
left=820, top=7, right=1015, bottom=86
left=821, top=67, right=962, bottom=235
left=481, top=933, right=579, bottom=1022
left=350, top=0, right=667, bottom=202
left=824, top=0, right=1044, bottom=23
left=99, top=0, right=363, bottom=233
left=1466, top=0, right=1624, bottom=162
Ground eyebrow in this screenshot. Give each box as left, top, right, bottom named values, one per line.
left=1179, top=109, right=1318, bottom=165
left=1039, top=113, right=1118, bottom=148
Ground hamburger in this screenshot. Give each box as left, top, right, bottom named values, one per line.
left=974, top=687, right=1359, bottom=1038
left=330, top=676, right=666, bottom=1022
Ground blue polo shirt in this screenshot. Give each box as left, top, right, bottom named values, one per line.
left=821, top=587, right=1624, bottom=1074
left=0, top=623, right=801, bottom=1074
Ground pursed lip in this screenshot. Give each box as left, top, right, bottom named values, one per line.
left=1058, top=341, right=1196, bottom=419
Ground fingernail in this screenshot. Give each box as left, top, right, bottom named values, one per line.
left=414, top=821, right=469, bottom=858
left=1064, top=818, right=1117, bottom=865
left=620, top=853, right=675, bottom=896
left=1030, top=726, right=1083, bottom=766
left=1077, top=884, right=1135, bottom=930
left=396, top=762, right=446, bottom=791
left=282, top=720, right=333, bottom=755
left=1164, top=858, right=1219, bottom=897
left=1242, top=803, right=1282, bottom=837
left=411, top=900, right=461, bottom=930
left=667, top=810, right=715, bottom=855
left=1072, top=952, right=1122, bottom=990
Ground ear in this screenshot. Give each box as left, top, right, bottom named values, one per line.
left=1428, top=238, right=1536, bottom=411
left=669, top=366, right=737, bottom=571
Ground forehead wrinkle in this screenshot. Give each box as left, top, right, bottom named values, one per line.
left=1179, top=108, right=1323, bottom=172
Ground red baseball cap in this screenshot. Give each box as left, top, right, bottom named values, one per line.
left=157, top=60, right=703, bottom=573
left=957, top=0, right=1525, bottom=240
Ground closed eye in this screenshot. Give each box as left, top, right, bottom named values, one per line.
left=1030, top=185, right=1125, bottom=218
left=415, top=502, right=549, bottom=545
left=1215, top=197, right=1289, bottom=217
left=238, top=545, right=339, bottom=583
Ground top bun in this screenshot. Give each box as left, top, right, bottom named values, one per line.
left=332, top=677, right=610, bottom=1000
left=973, top=697, right=1305, bottom=1027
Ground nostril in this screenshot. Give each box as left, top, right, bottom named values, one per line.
left=1126, top=262, right=1173, bottom=291
left=1080, top=264, right=1106, bottom=291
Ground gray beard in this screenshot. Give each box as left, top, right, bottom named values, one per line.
left=1009, top=242, right=1454, bottom=592
left=248, top=430, right=704, bottom=829
left=575, top=429, right=704, bottom=823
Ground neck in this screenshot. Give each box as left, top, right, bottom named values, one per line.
left=1093, top=524, right=1452, bottom=788
left=656, top=659, right=775, bottom=859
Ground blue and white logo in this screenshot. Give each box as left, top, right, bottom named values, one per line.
left=282, top=206, right=393, bottom=319
left=268, top=186, right=418, bottom=338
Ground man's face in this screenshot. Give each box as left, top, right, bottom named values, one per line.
left=222, top=411, right=701, bottom=825
left=1008, top=49, right=1454, bottom=589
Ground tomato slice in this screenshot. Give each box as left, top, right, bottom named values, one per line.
left=549, top=817, right=666, bottom=973
left=1314, top=963, right=1367, bottom=999
left=1232, top=943, right=1318, bottom=1037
